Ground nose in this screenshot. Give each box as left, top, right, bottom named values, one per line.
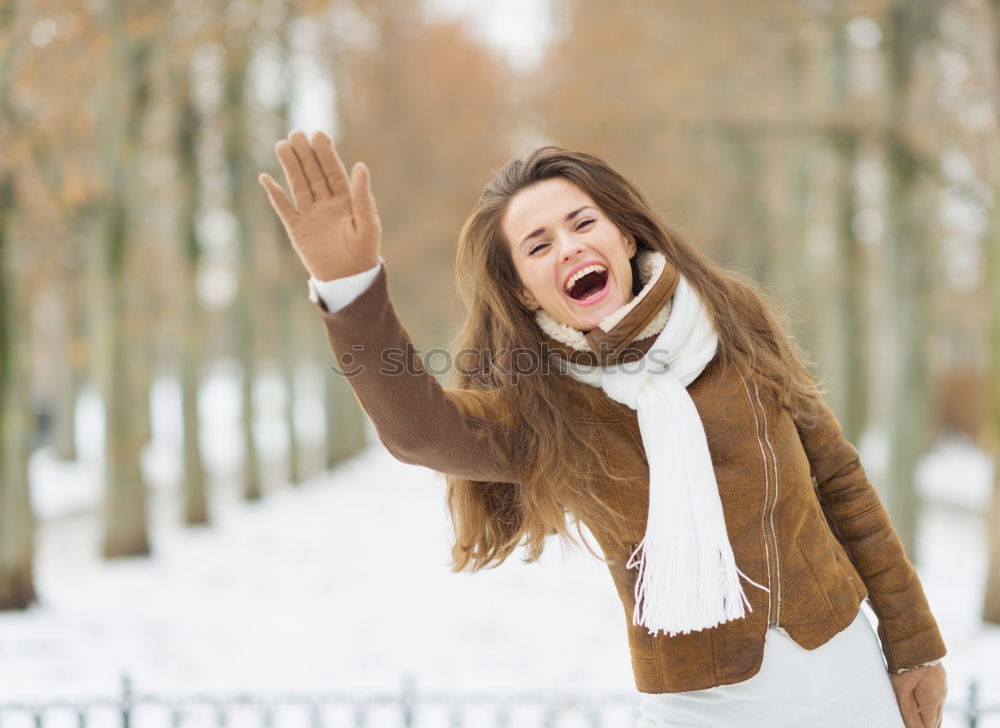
left=558, top=234, right=585, bottom=263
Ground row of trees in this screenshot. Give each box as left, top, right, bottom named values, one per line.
left=0, top=0, right=521, bottom=611
left=0, top=0, right=998, bottom=623
left=532, top=0, right=1000, bottom=620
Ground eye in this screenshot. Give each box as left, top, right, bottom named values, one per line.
left=528, top=242, right=549, bottom=256
left=576, top=218, right=595, bottom=230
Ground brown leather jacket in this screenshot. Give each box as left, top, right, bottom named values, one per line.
left=310, top=261, right=947, bottom=694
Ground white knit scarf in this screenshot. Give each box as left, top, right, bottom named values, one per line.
left=537, top=251, right=765, bottom=637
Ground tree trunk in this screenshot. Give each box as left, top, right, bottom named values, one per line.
left=52, top=232, right=85, bottom=461
left=173, top=59, right=209, bottom=526
left=828, top=19, right=868, bottom=445
left=100, top=0, right=152, bottom=559
left=781, top=37, right=821, bottom=364
left=279, top=283, right=302, bottom=485
left=882, top=136, right=931, bottom=561
left=274, top=9, right=304, bottom=485
left=180, top=265, right=209, bottom=523
left=324, top=365, right=367, bottom=468
left=224, top=35, right=262, bottom=502
left=830, top=132, right=867, bottom=446
left=980, top=0, right=1000, bottom=626
left=101, top=274, right=151, bottom=558
left=0, top=171, right=37, bottom=611
left=728, top=132, right=771, bottom=285
left=877, top=2, right=945, bottom=560
left=0, top=0, right=36, bottom=612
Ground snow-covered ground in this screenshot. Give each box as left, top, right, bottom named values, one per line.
left=1, top=364, right=998, bottom=727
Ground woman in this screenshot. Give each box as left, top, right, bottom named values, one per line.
left=259, top=130, right=948, bottom=728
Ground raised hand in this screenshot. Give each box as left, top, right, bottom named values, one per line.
left=258, top=130, right=381, bottom=281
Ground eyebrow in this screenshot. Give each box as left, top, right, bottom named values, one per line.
left=519, top=206, right=596, bottom=249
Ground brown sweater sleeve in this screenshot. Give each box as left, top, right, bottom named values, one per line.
left=795, top=396, right=947, bottom=673
left=310, top=264, right=518, bottom=484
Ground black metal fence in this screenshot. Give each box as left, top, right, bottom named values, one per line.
left=0, top=676, right=997, bottom=727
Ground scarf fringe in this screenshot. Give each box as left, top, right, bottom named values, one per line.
left=626, top=538, right=768, bottom=638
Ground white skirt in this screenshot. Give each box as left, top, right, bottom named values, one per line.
left=635, top=609, right=905, bottom=728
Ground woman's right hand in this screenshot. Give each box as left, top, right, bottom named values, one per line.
left=258, top=130, right=381, bottom=281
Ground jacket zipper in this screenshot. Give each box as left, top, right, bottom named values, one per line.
left=743, top=375, right=781, bottom=627
left=759, top=393, right=780, bottom=627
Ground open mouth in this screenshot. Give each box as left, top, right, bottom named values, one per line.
left=567, top=269, right=610, bottom=301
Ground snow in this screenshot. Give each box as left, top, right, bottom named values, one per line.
left=3, top=365, right=1000, bottom=727
left=4, top=365, right=634, bottom=705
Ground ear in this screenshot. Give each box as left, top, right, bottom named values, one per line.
left=625, top=234, right=638, bottom=258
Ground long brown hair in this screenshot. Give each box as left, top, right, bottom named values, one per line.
left=445, top=146, right=824, bottom=572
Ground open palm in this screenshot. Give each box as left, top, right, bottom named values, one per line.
left=258, top=130, right=381, bottom=281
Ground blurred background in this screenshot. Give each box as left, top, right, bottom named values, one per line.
left=0, top=0, right=998, bottom=725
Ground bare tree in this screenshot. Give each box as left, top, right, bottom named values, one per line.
left=223, top=4, right=263, bottom=501
left=0, top=0, right=36, bottom=611
left=880, top=0, right=948, bottom=557
left=99, top=0, right=159, bottom=558
left=171, top=48, right=210, bottom=525
left=827, top=15, right=868, bottom=444
left=0, top=170, right=37, bottom=610
left=981, top=0, right=1000, bottom=625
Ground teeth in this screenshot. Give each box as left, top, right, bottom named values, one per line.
left=564, top=264, right=608, bottom=292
